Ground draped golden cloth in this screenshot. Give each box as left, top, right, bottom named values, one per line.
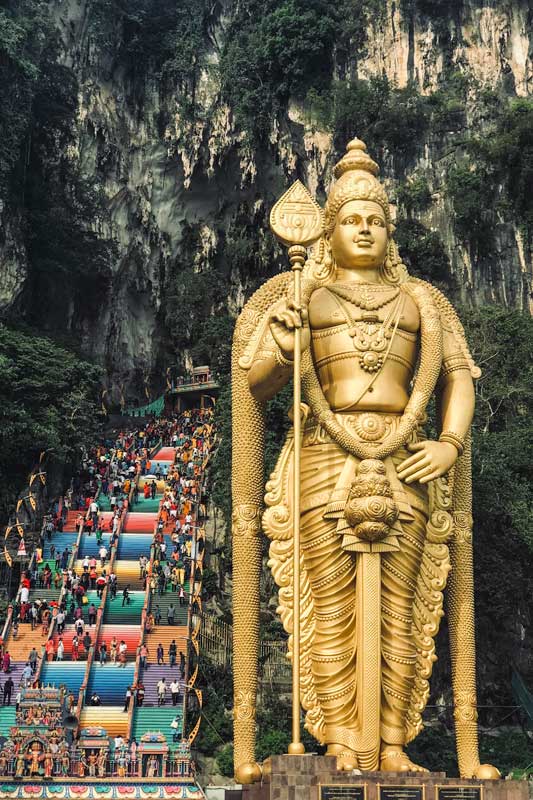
left=264, top=411, right=453, bottom=766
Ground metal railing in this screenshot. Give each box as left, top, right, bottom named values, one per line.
left=198, top=612, right=292, bottom=686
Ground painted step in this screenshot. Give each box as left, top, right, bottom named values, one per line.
left=113, top=560, right=145, bottom=590
left=0, top=663, right=25, bottom=695
left=137, top=477, right=166, bottom=493
left=122, top=512, right=158, bottom=533
left=139, top=664, right=186, bottom=706
left=79, top=707, right=128, bottom=738
left=42, top=533, right=76, bottom=560
left=152, top=447, right=176, bottom=461
left=97, top=495, right=112, bottom=511
left=117, top=534, right=153, bottom=560
left=149, top=594, right=189, bottom=625
left=78, top=533, right=113, bottom=558
left=0, top=706, right=16, bottom=737
left=30, top=588, right=61, bottom=604
left=5, top=623, right=47, bottom=660
left=104, top=591, right=144, bottom=624
left=144, top=628, right=187, bottom=664
left=62, top=590, right=102, bottom=626
left=131, top=706, right=182, bottom=742
left=131, top=497, right=162, bottom=514
left=97, top=625, right=140, bottom=657
left=41, top=662, right=85, bottom=695
left=63, top=511, right=82, bottom=532
left=86, top=662, right=135, bottom=704
left=51, top=623, right=98, bottom=658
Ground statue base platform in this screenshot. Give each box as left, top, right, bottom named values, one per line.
left=229, top=755, right=529, bottom=800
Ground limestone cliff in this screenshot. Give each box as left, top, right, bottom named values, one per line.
left=1, top=0, right=532, bottom=399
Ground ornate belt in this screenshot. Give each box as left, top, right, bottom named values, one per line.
left=302, top=412, right=405, bottom=448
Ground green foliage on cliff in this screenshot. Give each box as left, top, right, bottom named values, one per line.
left=395, top=219, right=453, bottom=288
left=471, top=98, right=533, bottom=243
left=0, top=0, right=53, bottom=198
left=88, top=0, right=210, bottom=107
left=220, top=0, right=384, bottom=140
left=464, top=307, right=533, bottom=695
left=306, top=77, right=430, bottom=164
left=0, top=324, right=103, bottom=521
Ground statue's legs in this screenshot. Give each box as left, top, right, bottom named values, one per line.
left=301, top=442, right=358, bottom=753
left=380, top=506, right=427, bottom=746
left=300, top=441, right=428, bottom=763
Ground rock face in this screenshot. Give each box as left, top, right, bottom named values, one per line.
left=1, top=0, right=532, bottom=397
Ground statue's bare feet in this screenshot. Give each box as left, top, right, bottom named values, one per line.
left=327, top=744, right=359, bottom=772
left=380, top=746, right=428, bottom=773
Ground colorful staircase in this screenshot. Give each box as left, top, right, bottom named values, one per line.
left=132, top=706, right=181, bottom=741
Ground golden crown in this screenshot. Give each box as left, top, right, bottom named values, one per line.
left=325, top=138, right=392, bottom=234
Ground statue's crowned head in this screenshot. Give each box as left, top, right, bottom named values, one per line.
left=324, top=138, right=393, bottom=236
left=315, top=137, right=406, bottom=285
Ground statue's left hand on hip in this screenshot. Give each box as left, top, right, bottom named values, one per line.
left=396, top=440, right=458, bottom=484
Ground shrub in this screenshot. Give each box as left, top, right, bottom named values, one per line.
left=395, top=219, right=452, bottom=287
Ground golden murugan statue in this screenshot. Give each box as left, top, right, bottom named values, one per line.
left=231, top=139, right=499, bottom=783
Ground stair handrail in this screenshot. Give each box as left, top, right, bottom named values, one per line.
left=36, top=446, right=117, bottom=684
left=34, top=514, right=86, bottom=685
left=126, top=488, right=164, bottom=743
left=74, top=507, right=123, bottom=723
left=181, top=432, right=211, bottom=744
left=0, top=534, right=39, bottom=652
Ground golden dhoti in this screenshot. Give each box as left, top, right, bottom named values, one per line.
left=265, top=412, right=439, bottom=765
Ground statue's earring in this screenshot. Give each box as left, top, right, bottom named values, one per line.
left=306, top=236, right=336, bottom=285
left=381, top=239, right=407, bottom=285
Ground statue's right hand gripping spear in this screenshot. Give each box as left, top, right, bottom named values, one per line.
left=269, top=181, right=324, bottom=756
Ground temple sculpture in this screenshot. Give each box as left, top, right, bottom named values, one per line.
left=231, top=138, right=500, bottom=784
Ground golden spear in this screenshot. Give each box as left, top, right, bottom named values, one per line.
left=270, top=181, right=324, bottom=754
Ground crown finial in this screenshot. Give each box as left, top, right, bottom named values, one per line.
left=334, top=136, right=379, bottom=179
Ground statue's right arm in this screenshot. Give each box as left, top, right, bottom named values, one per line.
left=248, top=352, right=292, bottom=403
left=247, top=301, right=310, bottom=403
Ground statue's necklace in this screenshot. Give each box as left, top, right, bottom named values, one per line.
left=328, top=283, right=400, bottom=311
left=300, top=280, right=444, bottom=462
left=327, top=287, right=403, bottom=373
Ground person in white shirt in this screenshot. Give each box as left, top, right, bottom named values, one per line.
left=99, top=545, right=108, bottom=566
left=157, top=678, right=166, bottom=706
left=56, top=639, right=64, bottom=661
left=170, top=680, right=180, bottom=706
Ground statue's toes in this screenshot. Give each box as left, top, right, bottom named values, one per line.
left=474, top=764, right=501, bottom=780
left=235, top=761, right=262, bottom=784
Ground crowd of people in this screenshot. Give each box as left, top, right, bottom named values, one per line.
left=0, top=404, right=214, bottom=781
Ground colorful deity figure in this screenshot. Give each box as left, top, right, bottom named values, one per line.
left=87, top=751, right=98, bottom=777
left=15, top=752, right=25, bottom=778
left=43, top=751, right=54, bottom=778
left=97, top=749, right=107, bottom=777
left=27, top=742, right=43, bottom=775
left=61, top=750, right=70, bottom=776
left=232, top=138, right=500, bottom=783
left=146, top=755, right=159, bottom=778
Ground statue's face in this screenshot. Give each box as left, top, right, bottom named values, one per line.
left=329, top=199, right=388, bottom=270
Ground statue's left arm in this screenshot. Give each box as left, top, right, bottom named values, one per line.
left=397, top=328, right=475, bottom=485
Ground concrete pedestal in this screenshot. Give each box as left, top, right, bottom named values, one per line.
left=230, top=756, right=529, bottom=800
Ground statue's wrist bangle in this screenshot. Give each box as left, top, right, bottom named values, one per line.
left=439, top=431, right=465, bottom=456
left=275, top=349, right=294, bottom=368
